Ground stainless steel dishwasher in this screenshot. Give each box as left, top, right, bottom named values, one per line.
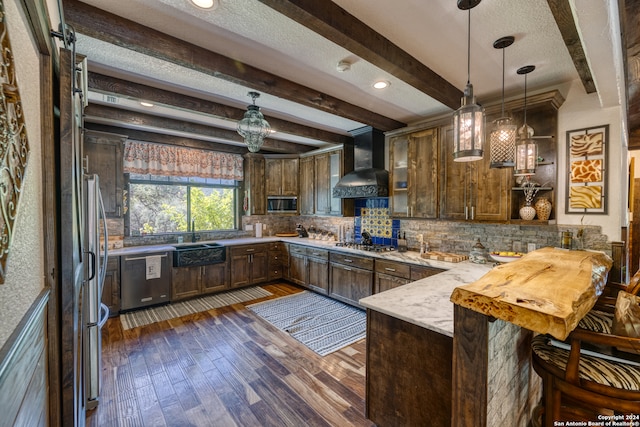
left=121, top=251, right=171, bottom=311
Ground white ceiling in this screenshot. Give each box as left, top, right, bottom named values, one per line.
left=72, top=0, right=625, bottom=147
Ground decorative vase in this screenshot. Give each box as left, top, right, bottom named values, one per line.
left=534, top=197, right=552, bottom=221
left=519, top=203, right=536, bottom=221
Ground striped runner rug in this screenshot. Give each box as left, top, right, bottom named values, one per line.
left=247, top=291, right=366, bottom=356
left=120, top=286, right=272, bottom=330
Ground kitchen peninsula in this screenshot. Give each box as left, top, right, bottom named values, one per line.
left=361, top=247, right=614, bottom=427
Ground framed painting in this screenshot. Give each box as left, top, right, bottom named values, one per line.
left=565, top=125, right=608, bottom=214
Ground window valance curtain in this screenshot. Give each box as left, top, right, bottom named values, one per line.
left=123, top=141, right=243, bottom=181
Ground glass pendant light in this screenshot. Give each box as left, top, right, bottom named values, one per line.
left=514, top=66, right=537, bottom=176
left=489, top=36, right=517, bottom=169
left=237, top=91, right=271, bottom=153
left=452, top=0, right=485, bottom=162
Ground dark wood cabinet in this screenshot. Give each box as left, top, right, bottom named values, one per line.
left=366, top=309, right=453, bottom=426
left=314, top=153, right=330, bottom=214
left=172, top=266, right=201, bottom=301
left=374, top=259, right=411, bottom=293
left=243, top=153, right=266, bottom=215
left=172, top=261, right=229, bottom=301
left=306, top=248, right=329, bottom=294
left=287, top=244, right=329, bottom=294
left=265, top=157, right=299, bottom=197
left=440, top=124, right=511, bottom=221
left=299, top=147, right=352, bottom=216
left=102, top=256, right=120, bottom=316
left=230, top=244, right=268, bottom=288
left=83, top=130, right=126, bottom=218
left=373, top=259, right=444, bottom=293
left=299, top=156, right=315, bottom=215
left=389, top=128, right=439, bottom=218
left=329, top=252, right=373, bottom=307
left=288, top=244, right=307, bottom=286
left=267, top=241, right=284, bottom=281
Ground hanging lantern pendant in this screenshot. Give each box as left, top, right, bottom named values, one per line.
left=237, top=91, right=271, bottom=153
left=452, top=0, right=485, bottom=162
left=514, top=66, right=537, bottom=176
left=489, top=36, right=517, bottom=169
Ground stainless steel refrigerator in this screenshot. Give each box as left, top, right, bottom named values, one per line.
left=83, top=174, right=109, bottom=410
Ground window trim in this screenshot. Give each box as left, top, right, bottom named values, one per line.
left=126, top=174, right=241, bottom=236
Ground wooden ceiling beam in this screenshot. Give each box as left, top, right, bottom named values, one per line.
left=257, top=0, right=462, bottom=111
left=88, top=72, right=352, bottom=146
left=84, top=123, right=248, bottom=154
left=84, top=104, right=314, bottom=154
left=62, top=0, right=405, bottom=131
left=546, top=0, right=596, bottom=94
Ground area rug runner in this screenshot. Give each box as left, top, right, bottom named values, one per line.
left=120, top=286, right=272, bottom=330
left=247, top=291, right=366, bottom=356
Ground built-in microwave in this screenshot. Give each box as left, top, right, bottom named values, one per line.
left=267, top=196, right=298, bottom=213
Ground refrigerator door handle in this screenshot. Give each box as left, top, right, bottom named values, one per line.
left=86, top=251, right=96, bottom=281
left=98, top=188, right=109, bottom=290
left=99, top=303, right=109, bottom=327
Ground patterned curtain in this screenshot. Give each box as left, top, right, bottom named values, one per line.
left=123, top=141, right=243, bottom=181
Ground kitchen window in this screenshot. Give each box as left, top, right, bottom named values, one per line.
left=127, top=173, right=239, bottom=236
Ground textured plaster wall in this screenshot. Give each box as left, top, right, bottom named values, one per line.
left=0, top=0, right=45, bottom=348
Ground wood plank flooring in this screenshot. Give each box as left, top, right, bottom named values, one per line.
left=87, top=283, right=374, bottom=427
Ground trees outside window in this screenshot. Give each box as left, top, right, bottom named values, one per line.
left=128, top=174, right=237, bottom=235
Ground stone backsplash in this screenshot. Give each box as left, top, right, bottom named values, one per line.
left=112, top=196, right=612, bottom=256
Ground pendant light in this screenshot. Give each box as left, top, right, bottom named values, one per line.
left=237, top=91, right=271, bottom=153
left=513, top=65, right=537, bottom=176
left=489, top=36, right=517, bottom=169
left=452, top=0, right=485, bottom=162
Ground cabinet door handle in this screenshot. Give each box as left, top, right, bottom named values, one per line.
left=384, top=267, right=396, bottom=272
left=471, top=206, right=475, bottom=220
left=464, top=206, right=469, bottom=220
left=343, top=259, right=353, bottom=263
left=343, top=267, right=352, bottom=271
left=246, top=248, right=255, bottom=252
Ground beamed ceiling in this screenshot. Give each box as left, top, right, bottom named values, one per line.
left=61, top=0, right=640, bottom=153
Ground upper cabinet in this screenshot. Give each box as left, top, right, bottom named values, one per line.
left=299, top=156, right=315, bottom=215
left=389, top=128, right=439, bottom=218
left=265, top=156, right=299, bottom=196
left=243, top=153, right=266, bottom=215
left=299, top=146, right=353, bottom=217
left=387, top=90, right=564, bottom=223
left=83, top=130, right=126, bottom=218
left=440, top=124, right=511, bottom=221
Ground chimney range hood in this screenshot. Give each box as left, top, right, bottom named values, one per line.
left=333, top=126, right=388, bottom=199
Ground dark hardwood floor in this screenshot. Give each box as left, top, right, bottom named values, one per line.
left=87, top=283, right=374, bottom=427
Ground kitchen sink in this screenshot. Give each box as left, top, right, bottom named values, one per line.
left=173, top=242, right=226, bottom=267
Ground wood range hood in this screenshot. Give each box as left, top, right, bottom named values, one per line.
left=332, top=126, right=388, bottom=199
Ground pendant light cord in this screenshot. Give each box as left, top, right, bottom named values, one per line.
left=523, top=74, right=528, bottom=124
left=466, top=8, right=471, bottom=85
left=501, top=48, right=505, bottom=117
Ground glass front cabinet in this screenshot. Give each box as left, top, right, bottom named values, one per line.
left=389, top=128, right=439, bottom=218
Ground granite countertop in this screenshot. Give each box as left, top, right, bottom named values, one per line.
left=109, top=236, right=493, bottom=337
left=359, top=262, right=492, bottom=337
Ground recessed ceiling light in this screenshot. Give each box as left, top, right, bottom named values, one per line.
left=190, top=0, right=216, bottom=9
left=140, top=101, right=154, bottom=107
left=373, top=80, right=390, bottom=90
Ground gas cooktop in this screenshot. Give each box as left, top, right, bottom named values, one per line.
left=335, top=242, right=396, bottom=252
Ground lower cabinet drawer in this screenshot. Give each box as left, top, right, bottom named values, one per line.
left=375, top=259, right=411, bottom=279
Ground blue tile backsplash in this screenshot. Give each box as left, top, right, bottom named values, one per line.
left=355, top=197, right=398, bottom=246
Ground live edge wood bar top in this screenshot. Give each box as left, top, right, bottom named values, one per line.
left=450, top=247, right=613, bottom=340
